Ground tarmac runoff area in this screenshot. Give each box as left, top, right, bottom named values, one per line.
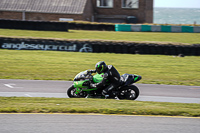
left=0, top=79, right=200, bottom=103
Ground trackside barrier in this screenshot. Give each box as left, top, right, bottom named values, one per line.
left=0, top=37, right=200, bottom=56
left=115, top=24, right=200, bottom=33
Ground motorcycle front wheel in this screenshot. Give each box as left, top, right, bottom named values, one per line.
left=118, top=85, right=139, bottom=100
left=67, top=85, right=87, bottom=98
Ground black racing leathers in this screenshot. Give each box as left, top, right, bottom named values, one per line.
left=92, top=65, right=121, bottom=95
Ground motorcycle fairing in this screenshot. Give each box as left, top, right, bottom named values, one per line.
left=92, top=73, right=104, bottom=83
left=121, top=73, right=142, bottom=86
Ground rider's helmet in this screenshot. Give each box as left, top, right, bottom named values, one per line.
left=95, top=61, right=107, bottom=74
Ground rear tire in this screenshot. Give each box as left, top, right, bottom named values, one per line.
left=118, top=85, right=139, bottom=100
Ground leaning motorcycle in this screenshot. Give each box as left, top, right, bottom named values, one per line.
left=67, top=70, right=142, bottom=100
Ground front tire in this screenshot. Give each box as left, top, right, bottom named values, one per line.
left=118, top=85, right=139, bottom=100
left=67, top=85, right=87, bottom=98
left=67, top=85, right=77, bottom=98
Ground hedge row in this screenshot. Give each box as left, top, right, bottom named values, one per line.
left=0, top=19, right=68, bottom=31
left=0, top=19, right=115, bottom=31
left=68, top=23, right=115, bottom=31
left=0, top=37, right=200, bottom=56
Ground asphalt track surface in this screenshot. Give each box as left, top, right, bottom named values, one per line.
left=0, top=79, right=200, bottom=103
left=0, top=114, right=200, bottom=133
left=1, top=79, right=200, bottom=133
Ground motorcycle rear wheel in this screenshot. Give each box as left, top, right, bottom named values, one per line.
left=118, top=85, right=139, bottom=100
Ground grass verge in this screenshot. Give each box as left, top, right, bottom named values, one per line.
left=0, top=97, right=199, bottom=117
left=0, top=28, right=200, bottom=44
left=0, top=49, right=200, bottom=86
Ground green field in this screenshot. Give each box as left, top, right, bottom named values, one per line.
left=0, top=28, right=200, bottom=44
left=0, top=49, right=200, bottom=86
left=0, top=28, right=200, bottom=117
left=0, top=97, right=200, bottom=117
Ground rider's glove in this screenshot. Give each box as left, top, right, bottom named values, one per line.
left=90, top=83, right=97, bottom=88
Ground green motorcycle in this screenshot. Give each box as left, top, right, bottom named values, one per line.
left=67, top=70, right=141, bottom=100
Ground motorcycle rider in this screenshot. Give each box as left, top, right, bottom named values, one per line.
left=88, top=61, right=121, bottom=98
